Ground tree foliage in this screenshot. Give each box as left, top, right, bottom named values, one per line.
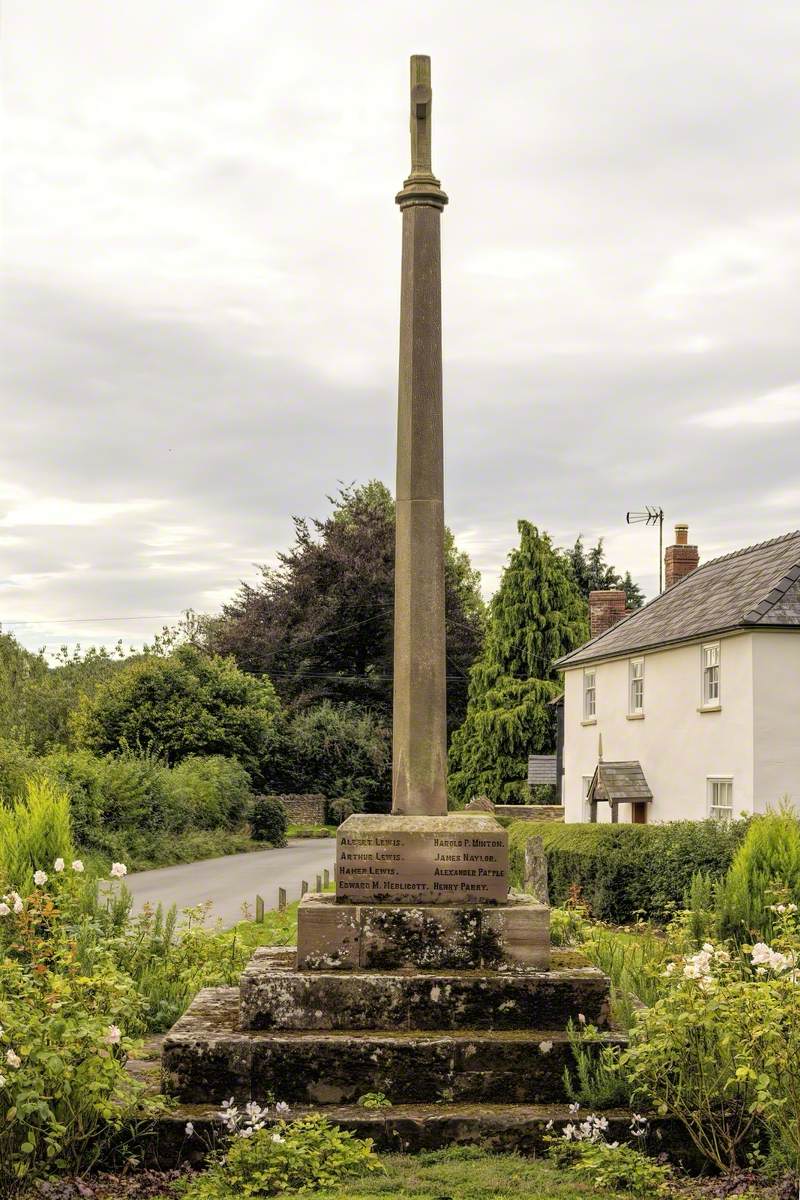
left=204, top=481, right=485, bottom=733
left=448, top=521, right=588, bottom=805
left=268, top=700, right=391, bottom=813
left=72, top=644, right=281, bottom=778
left=562, top=536, right=645, bottom=609
left=0, top=634, right=124, bottom=754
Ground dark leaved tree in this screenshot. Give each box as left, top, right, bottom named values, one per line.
left=204, top=481, right=486, bottom=734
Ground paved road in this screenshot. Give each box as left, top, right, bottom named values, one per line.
left=125, top=839, right=336, bottom=928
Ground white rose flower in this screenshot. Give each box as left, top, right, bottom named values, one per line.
left=105, top=1025, right=122, bottom=1045
left=538, top=1040, right=553, bottom=1054
left=110, top=863, right=128, bottom=879
left=6, top=1049, right=21, bottom=1069
left=271, top=1133, right=285, bottom=1144
left=185, top=1122, right=195, bottom=1137
left=72, top=860, right=85, bottom=873
left=0, top=904, right=10, bottom=918
left=54, top=858, right=65, bottom=873
left=12, top=898, right=22, bottom=914
left=33, top=870, right=48, bottom=887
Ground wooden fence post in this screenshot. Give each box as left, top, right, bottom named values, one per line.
left=255, top=894, right=265, bottom=924
left=315, top=874, right=323, bottom=894
left=323, top=868, right=330, bottom=888
left=301, top=880, right=309, bottom=897
left=277, top=887, right=287, bottom=911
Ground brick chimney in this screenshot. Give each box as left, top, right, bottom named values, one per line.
left=665, top=523, right=699, bottom=588
left=589, top=589, right=628, bottom=638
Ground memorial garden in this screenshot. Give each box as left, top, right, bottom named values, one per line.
left=1, top=47, right=799, bottom=1200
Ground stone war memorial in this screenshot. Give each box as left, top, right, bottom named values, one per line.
left=160, top=56, right=620, bottom=1152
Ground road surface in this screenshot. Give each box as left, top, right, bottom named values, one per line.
left=125, top=838, right=336, bottom=928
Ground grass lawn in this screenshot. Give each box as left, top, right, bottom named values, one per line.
left=88, top=1149, right=659, bottom=1199
left=287, top=823, right=337, bottom=839
left=288, top=1149, right=638, bottom=1198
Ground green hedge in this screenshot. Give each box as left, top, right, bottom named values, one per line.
left=509, top=819, right=751, bottom=924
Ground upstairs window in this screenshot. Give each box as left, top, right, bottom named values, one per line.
left=702, top=643, right=720, bottom=707
left=583, top=669, right=596, bottom=720
left=629, top=658, right=644, bottom=714
left=708, top=777, right=733, bottom=820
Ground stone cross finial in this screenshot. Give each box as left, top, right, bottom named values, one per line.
left=409, top=55, right=433, bottom=177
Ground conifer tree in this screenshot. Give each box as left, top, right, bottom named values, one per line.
left=448, top=521, right=588, bottom=806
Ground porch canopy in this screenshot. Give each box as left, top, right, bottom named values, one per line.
left=587, top=761, right=652, bottom=823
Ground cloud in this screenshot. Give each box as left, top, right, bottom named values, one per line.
left=691, top=382, right=800, bottom=429
left=2, top=1, right=800, bottom=652
left=0, top=497, right=161, bottom=528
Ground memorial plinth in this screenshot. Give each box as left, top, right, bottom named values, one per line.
left=335, top=813, right=509, bottom=905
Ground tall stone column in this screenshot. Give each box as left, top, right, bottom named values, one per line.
left=392, top=54, right=449, bottom=817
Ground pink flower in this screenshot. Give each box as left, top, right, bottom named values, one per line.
left=110, top=863, right=127, bottom=879
left=105, top=1025, right=121, bottom=1045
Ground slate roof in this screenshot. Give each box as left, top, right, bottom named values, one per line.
left=528, top=754, right=558, bottom=786
left=556, top=531, right=800, bottom=669
left=589, top=761, right=653, bottom=803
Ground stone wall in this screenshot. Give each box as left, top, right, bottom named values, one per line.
left=495, top=805, right=564, bottom=823
left=267, top=794, right=327, bottom=825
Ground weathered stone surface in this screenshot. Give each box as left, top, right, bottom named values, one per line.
left=137, top=1100, right=699, bottom=1168
left=482, top=901, right=549, bottom=969
left=464, top=795, right=494, bottom=812
left=392, top=56, right=449, bottom=818
left=335, top=813, right=508, bottom=904
left=524, top=835, right=550, bottom=906
left=164, top=987, right=624, bottom=1105
left=296, top=898, right=360, bottom=970
left=239, top=946, right=608, bottom=1032
left=297, top=891, right=548, bottom=971
left=495, top=804, right=564, bottom=822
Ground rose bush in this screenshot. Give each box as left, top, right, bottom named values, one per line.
left=625, top=899, right=800, bottom=1172
left=0, top=864, right=157, bottom=1190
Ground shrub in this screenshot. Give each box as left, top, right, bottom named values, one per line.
left=0, top=874, right=153, bottom=1188
left=166, top=756, right=253, bottom=831
left=625, top=908, right=800, bottom=1172
left=509, top=819, right=750, bottom=924
left=0, top=738, right=35, bottom=805
left=716, top=809, right=800, bottom=941
left=275, top=702, right=390, bottom=813
left=72, top=644, right=281, bottom=777
left=178, top=1111, right=381, bottom=1198
left=0, top=777, right=73, bottom=892
left=250, top=796, right=288, bottom=846
left=326, top=798, right=354, bottom=825
left=38, top=747, right=106, bottom=845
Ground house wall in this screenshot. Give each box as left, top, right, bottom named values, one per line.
left=752, top=630, right=800, bottom=813
left=562, top=632, right=755, bottom=823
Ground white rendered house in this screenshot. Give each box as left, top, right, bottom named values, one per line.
left=554, top=527, right=800, bottom=824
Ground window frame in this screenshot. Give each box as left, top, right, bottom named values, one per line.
left=707, top=776, right=733, bottom=821
left=701, top=642, right=721, bottom=708
left=628, top=657, right=645, bottom=716
left=583, top=668, right=597, bottom=721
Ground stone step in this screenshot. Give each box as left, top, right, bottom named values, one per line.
left=143, top=1101, right=676, bottom=1167
left=163, top=988, right=626, bottom=1107
left=240, top=946, right=610, bottom=1032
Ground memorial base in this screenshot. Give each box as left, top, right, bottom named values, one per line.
left=296, top=891, right=549, bottom=971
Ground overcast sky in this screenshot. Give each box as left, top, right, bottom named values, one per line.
left=3, top=1, right=799, bottom=656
